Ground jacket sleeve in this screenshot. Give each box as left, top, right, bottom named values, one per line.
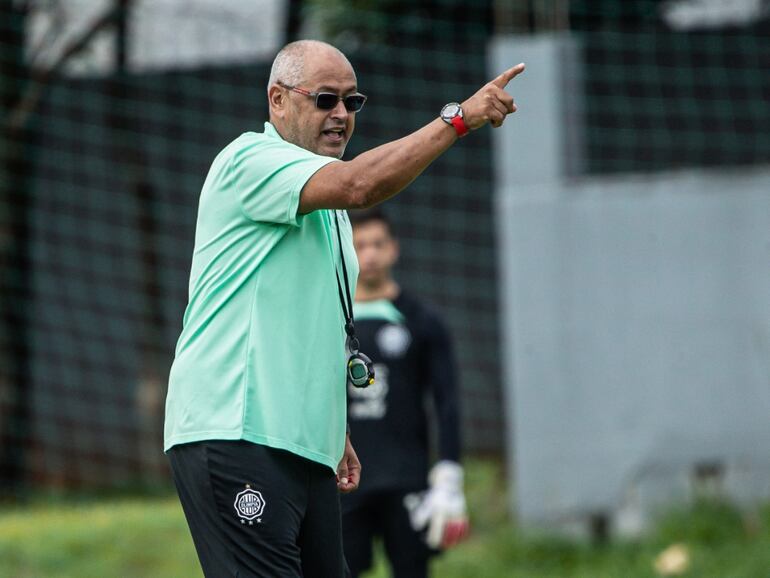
left=424, top=310, right=462, bottom=463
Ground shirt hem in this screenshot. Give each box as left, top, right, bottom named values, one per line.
left=164, top=430, right=339, bottom=472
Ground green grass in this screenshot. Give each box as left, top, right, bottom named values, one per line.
left=1, top=459, right=769, bottom=578
left=0, top=498, right=202, bottom=578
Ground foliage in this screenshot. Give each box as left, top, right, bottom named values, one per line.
left=305, top=0, right=392, bottom=44
left=304, top=0, right=469, bottom=46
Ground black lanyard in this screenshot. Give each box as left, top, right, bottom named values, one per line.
left=333, top=210, right=359, bottom=354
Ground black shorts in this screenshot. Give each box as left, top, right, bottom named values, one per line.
left=341, top=489, right=433, bottom=578
left=168, top=440, right=349, bottom=578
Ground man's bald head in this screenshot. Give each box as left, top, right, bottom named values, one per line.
left=266, top=40, right=359, bottom=158
left=267, top=40, right=353, bottom=93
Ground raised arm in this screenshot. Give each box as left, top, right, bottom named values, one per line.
left=298, top=63, right=525, bottom=213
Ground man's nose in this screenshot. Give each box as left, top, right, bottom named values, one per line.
left=359, top=247, right=375, bottom=262
left=330, top=99, right=349, bottom=120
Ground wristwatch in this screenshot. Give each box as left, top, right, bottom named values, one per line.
left=440, top=102, right=469, bottom=137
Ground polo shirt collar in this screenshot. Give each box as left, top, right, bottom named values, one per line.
left=264, top=121, right=282, bottom=140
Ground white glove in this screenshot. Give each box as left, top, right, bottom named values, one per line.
left=403, top=461, right=470, bottom=550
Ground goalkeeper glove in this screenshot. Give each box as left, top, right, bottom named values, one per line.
left=403, top=460, right=470, bottom=549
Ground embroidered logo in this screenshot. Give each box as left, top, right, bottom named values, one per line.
left=234, top=485, right=266, bottom=525
left=376, top=324, right=411, bottom=358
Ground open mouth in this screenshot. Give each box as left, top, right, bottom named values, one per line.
left=322, top=128, right=345, bottom=143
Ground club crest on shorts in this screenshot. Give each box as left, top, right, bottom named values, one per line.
left=234, top=484, right=266, bottom=525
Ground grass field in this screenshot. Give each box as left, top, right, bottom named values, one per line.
left=1, top=459, right=769, bottom=577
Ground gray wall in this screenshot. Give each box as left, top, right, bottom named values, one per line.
left=492, top=35, right=770, bottom=536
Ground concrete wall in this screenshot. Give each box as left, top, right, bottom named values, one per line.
left=491, top=35, right=770, bottom=536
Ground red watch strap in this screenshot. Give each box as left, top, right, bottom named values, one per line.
left=450, top=115, right=469, bottom=137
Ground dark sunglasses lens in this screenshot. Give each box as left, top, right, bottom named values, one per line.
left=315, top=93, right=338, bottom=110
left=314, top=93, right=366, bottom=112
left=344, top=96, right=366, bottom=112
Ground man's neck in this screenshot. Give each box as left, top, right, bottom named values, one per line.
left=355, top=279, right=400, bottom=302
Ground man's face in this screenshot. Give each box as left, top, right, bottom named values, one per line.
left=275, top=50, right=358, bottom=159
left=353, top=220, right=399, bottom=287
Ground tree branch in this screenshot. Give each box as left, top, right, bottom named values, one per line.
left=4, top=1, right=130, bottom=134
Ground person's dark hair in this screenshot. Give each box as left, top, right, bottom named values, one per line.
left=349, top=207, right=396, bottom=237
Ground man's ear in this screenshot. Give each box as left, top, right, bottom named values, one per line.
left=391, top=238, right=400, bottom=264
left=268, top=85, right=285, bottom=119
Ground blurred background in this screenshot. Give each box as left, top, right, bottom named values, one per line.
left=1, top=1, right=769, bottom=576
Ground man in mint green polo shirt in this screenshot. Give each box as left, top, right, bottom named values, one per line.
left=165, top=39, right=525, bottom=578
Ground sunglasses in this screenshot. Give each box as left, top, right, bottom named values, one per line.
left=277, top=81, right=367, bottom=113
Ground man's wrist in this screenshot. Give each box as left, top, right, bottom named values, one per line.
left=440, top=102, right=469, bottom=137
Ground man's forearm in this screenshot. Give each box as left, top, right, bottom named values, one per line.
left=299, top=118, right=457, bottom=213
left=298, top=62, right=524, bottom=213
left=343, top=118, right=457, bottom=207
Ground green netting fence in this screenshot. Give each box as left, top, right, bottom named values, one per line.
left=0, top=0, right=768, bottom=492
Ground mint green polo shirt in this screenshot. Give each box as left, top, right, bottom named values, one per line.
left=164, top=122, right=358, bottom=472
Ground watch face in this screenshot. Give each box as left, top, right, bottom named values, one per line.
left=442, top=103, right=460, bottom=118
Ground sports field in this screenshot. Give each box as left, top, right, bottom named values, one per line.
left=2, top=458, right=769, bottom=578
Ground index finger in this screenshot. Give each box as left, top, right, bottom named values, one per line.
left=491, top=63, right=525, bottom=89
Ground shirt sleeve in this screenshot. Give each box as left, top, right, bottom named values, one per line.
left=231, top=136, right=338, bottom=226
left=424, top=309, right=462, bottom=463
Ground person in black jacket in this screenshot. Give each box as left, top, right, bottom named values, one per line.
left=343, top=208, right=469, bottom=578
